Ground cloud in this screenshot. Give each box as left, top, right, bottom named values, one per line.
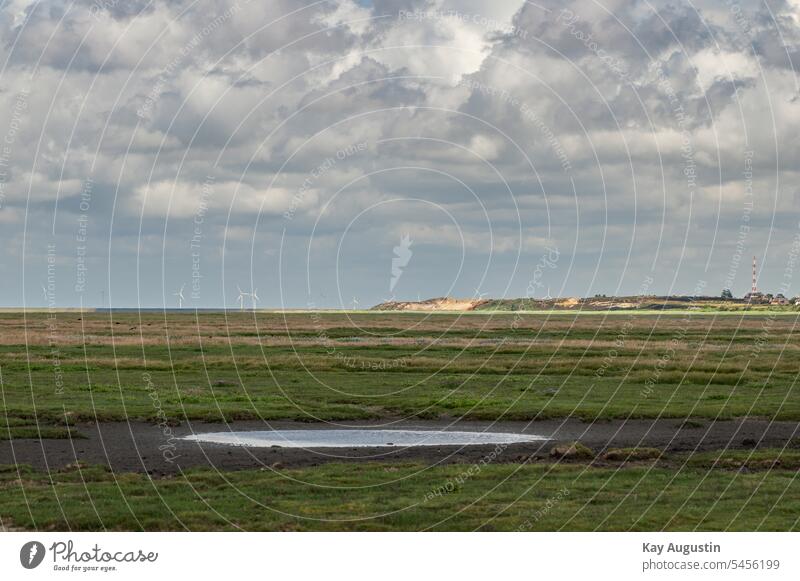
left=0, top=0, right=799, bottom=307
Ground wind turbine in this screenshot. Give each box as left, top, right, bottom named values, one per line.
left=351, top=296, right=359, bottom=310
left=236, top=285, right=247, bottom=311
left=250, top=288, right=259, bottom=311
left=41, top=284, right=49, bottom=305
left=173, top=284, right=185, bottom=309
left=544, top=286, right=553, bottom=300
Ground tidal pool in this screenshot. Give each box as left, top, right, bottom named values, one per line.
left=183, top=429, right=548, bottom=448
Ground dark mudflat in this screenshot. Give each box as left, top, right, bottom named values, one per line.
left=2, top=417, right=798, bottom=477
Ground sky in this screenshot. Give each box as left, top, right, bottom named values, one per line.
left=0, top=0, right=799, bottom=308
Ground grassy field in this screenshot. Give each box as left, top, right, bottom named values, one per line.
left=2, top=310, right=800, bottom=531
left=2, top=311, right=800, bottom=425
left=2, top=450, right=799, bottom=531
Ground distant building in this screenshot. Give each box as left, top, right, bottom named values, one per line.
left=744, top=291, right=766, bottom=304
left=771, top=293, right=789, bottom=305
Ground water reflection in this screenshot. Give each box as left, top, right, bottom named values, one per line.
left=183, top=429, right=548, bottom=448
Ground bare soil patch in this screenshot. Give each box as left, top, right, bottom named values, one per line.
left=2, top=417, right=797, bottom=477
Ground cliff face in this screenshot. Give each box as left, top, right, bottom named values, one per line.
left=371, top=297, right=490, bottom=311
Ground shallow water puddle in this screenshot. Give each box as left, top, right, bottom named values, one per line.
left=183, top=429, right=549, bottom=448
